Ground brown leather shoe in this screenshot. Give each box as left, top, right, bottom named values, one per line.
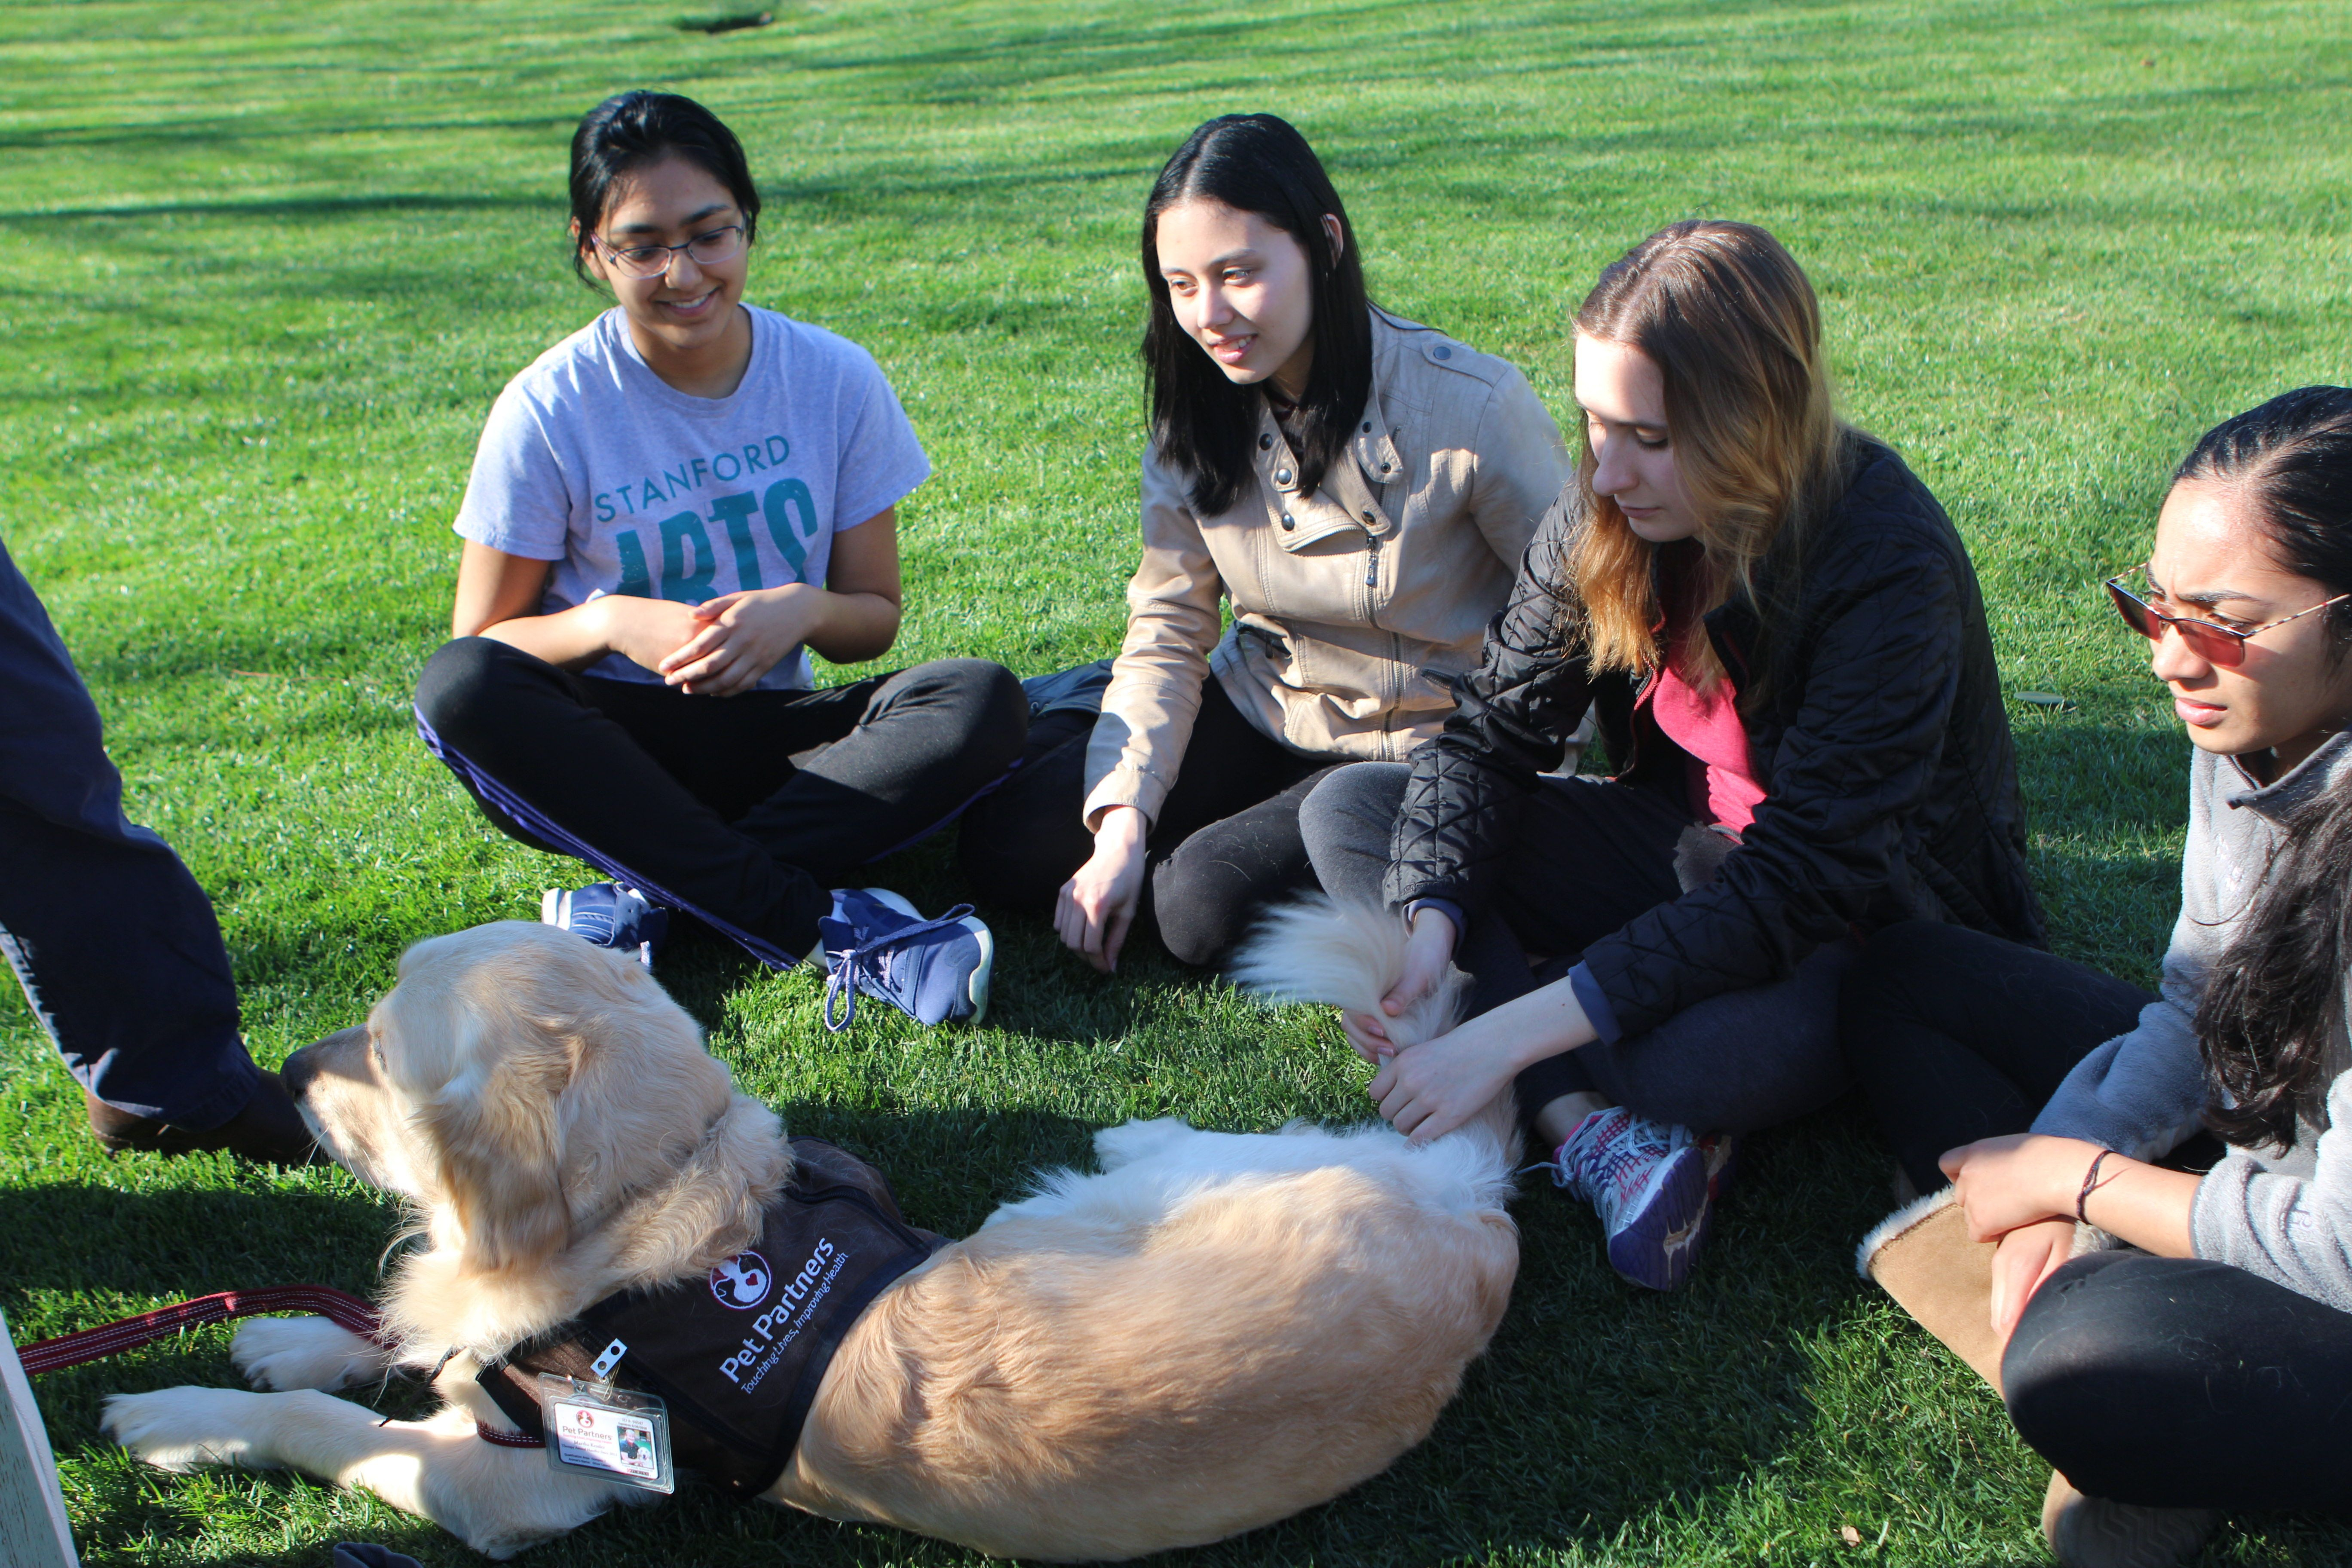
left=84, top=1072, right=322, bottom=1166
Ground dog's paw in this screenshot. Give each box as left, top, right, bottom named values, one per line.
left=232, top=1315, right=386, bottom=1391
left=103, top=1388, right=278, bottom=1473
left=1092, top=1116, right=1194, bottom=1171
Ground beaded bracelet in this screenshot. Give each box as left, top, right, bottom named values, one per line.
left=2076, top=1148, right=2116, bottom=1225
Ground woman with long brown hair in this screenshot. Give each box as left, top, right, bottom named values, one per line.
left=1299, top=220, right=2041, bottom=1290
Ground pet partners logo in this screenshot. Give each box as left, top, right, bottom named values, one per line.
left=719, top=1238, right=848, bottom=1391
left=709, top=1250, right=772, bottom=1309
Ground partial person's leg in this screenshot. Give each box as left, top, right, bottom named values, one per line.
left=0, top=804, right=256, bottom=1128
left=1480, top=777, right=1690, bottom=1126
left=1568, top=938, right=1859, bottom=1135
left=1840, top=920, right=2153, bottom=1197
left=1136, top=681, right=1335, bottom=966
left=955, top=706, right=1096, bottom=918
left=1301, top=756, right=1553, bottom=1025
left=1149, top=762, right=1336, bottom=967
left=1302, top=758, right=1726, bottom=1287
left=0, top=539, right=263, bottom=1133
left=414, top=637, right=832, bottom=966
left=1299, top=764, right=1688, bottom=1007
left=732, top=658, right=1029, bottom=883
left=2006, top=1250, right=2352, bottom=1512
left=1296, top=761, right=1410, bottom=910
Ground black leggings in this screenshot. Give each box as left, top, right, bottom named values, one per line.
left=1836, top=922, right=2343, bottom=1507
left=415, top=638, right=1027, bottom=966
left=2006, top=1249, right=2352, bottom=1513
left=1837, top=919, right=2156, bottom=1196
left=956, top=676, right=1336, bottom=967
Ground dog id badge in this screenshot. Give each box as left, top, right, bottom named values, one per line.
left=537, top=1371, right=676, bottom=1493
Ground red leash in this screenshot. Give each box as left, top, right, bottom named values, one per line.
left=18, top=1285, right=385, bottom=1375
left=16, top=1285, right=543, bottom=1449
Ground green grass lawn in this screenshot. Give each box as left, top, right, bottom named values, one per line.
left=2, top=0, right=2347, bottom=1562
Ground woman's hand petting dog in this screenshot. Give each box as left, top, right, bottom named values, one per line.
left=1366, top=1017, right=1519, bottom=1145
left=1343, top=906, right=1456, bottom=1061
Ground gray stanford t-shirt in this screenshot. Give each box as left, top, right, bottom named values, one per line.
left=452, top=303, right=931, bottom=690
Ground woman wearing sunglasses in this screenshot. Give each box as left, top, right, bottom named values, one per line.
left=410, top=92, right=1025, bottom=1025
left=1844, top=386, right=2352, bottom=1567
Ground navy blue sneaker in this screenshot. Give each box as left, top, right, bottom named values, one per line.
left=541, top=882, right=669, bottom=968
left=1543, top=1107, right=1712, bottom=1291
left=818, top=888, right=993, bottom=1030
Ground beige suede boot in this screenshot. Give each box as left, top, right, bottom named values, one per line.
left=1855, top=1185, right=2006, bottom=1392
left=2041, top=1470, right=2217, bottom=1568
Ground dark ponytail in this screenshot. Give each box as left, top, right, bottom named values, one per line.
left=1139, top=114, right=1372, bottom=518
left=2190, top=386, right=2352, bottom=1151
left=568, top=91, right=760, bottom=287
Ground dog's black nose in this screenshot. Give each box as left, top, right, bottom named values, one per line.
left=282, top=1048, right=320, bottom=1100
left=282, top=1025, right=365, bottom=1099
left=281, top=1045, right=320, bottom=1100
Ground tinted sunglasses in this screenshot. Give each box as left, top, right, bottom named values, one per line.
left=2105, top=567, right=2349, bottom=668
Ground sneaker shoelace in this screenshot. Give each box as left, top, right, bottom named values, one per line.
left=820, top=903, right=978, bottom=1032
left=1538, top=1111, right=1679, bottom=1223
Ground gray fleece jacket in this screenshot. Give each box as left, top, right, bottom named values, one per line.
left=2032, top=729, right=2352, bottom=1310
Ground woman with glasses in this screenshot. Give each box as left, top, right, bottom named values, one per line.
left=1295, top=220, right=2042, bottom=1292
left=412, top=91, right=1024, bottom=1026
left=1846, top=387, right=2352, bottom=1567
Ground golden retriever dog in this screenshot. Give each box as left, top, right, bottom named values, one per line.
left=103, top=919, right=1519, bottom=1559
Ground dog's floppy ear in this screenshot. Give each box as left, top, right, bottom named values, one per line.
left=420, top=1036, right=576, bottom=1275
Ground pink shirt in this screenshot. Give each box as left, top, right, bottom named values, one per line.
left=1643, top=639, right=1766, bottom=831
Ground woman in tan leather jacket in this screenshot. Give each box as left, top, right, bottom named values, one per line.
left=957, top=112, right=1568, bottom=971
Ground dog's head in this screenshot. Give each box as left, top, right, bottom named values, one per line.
left=285, top=921, right=743, bottom=1280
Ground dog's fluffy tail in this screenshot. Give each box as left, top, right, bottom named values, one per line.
left=1227, top=894, right=1468, bottom=1051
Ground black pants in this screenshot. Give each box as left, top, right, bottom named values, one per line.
left=1301, top=761, right=1855, bottom=1135
left=2006, top=1249, right=2352, bottom=1513
left=0, top=538, right=258, bottom=1128
left=414, top=638, right=1027, bottom=967
left=956, top=676, right=1337, bottom=967
left=1838, top=919, right=2156, bottom=1197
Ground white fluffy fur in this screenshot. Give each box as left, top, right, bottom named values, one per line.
left=1226, top=893, right=1470, bottom=1049
left=230, top=1315, right=390, bottom=1393
left=995, top=1115, right=1519, bottom=1234
left=102, top=920, right=1522, bottom=1561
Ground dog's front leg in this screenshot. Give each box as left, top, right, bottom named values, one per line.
left=232, top=1315, right=401, bottom=1391
left=104, top=1389, right=629, bottom=1559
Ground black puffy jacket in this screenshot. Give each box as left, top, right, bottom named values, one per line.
left=1385, top=438, right=2044, bottom=1040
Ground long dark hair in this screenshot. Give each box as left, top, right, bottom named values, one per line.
left=568, top=91, right=761, bottom=286
left=2188, top=386, right=2352, bottom=1150
left=1140, top=114, right=1372, bottom=518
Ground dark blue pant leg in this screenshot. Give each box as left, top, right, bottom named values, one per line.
left=0, top=536, right=255, bottom=1128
